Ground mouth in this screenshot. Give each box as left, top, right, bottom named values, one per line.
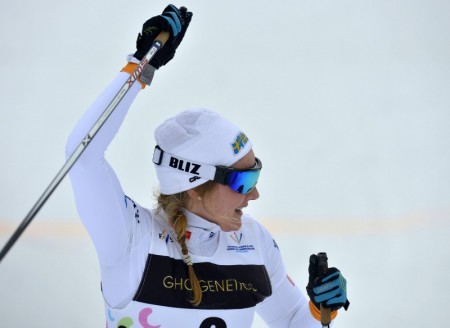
left=235, top=208, right=243, bottom=215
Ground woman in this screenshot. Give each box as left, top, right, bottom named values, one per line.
left=66, top=5, right=348, bottom=327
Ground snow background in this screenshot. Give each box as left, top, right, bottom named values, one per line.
left=1, top=0, right=449, bottom=327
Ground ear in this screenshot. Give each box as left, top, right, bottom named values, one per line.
left=186, top=189, right=200, bottom=200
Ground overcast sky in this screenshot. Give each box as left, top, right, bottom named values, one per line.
left=1, top=0, right=449, bottom=223
left=1, top=1, right=450, bottom=327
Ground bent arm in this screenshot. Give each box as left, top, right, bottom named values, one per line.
left=256, top=225, right=326, bottom=327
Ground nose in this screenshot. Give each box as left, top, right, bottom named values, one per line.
left=246, top=186, right=260, bottom=201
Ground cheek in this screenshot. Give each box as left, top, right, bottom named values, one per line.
left=207, top=186, right=244, bottom=214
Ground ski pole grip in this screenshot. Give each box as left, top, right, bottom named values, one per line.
left=155, top=31, right=170, bottom=46
left=317, top=252, right=332, bottom=327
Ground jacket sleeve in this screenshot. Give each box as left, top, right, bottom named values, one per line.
left=65, top=71, right=144, bottom=265
left=255, top=223, right=328, bottom=327
left=65, top=69, right=155, bottom=309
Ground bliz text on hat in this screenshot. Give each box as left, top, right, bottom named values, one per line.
left=169, top=157, right=201, bottom=175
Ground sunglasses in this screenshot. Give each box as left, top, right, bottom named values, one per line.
left=153, top=146, right=262, bottom=195
left=213, top=158, right=262, bottom=194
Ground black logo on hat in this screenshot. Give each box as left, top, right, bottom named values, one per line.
left=169, top=157, right=201, bottom=175
left=189, top=176, right=201, bottom=183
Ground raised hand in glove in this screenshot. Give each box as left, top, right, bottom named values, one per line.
left=134, top=4, right=193, bottom=69
left=306, top=253, right=349, bottom=318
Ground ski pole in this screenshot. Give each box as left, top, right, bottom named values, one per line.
left=0, top=31, right=170, bottom=263
left=317, top=252, right=331, bottom=328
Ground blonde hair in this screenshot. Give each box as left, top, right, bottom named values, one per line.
left=156, top=181, right=215, bottom=306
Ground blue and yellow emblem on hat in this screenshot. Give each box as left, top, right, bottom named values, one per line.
left=231, top=132, right=249, bottom=155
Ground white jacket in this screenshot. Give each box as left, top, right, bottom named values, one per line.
left=66, top=69, right=324, bottom=327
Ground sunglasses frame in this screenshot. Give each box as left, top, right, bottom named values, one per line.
left=213, top=157, right=262, bottom=194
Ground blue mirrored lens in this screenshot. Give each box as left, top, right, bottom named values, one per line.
left=225, top=170, right=260, bottom=194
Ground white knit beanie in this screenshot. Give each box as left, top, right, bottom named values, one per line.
left=154, top=108, right=253, bottom=195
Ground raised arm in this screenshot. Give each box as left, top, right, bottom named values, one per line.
left=65, top=5, right=192, bottom=305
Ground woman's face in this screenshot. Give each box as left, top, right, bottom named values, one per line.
left=188, top=150, right=260, bottom=232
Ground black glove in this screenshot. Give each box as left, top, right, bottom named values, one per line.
left=134, top=4, right=193, bottom=69
left=306, top=254, right=350, bottom=311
